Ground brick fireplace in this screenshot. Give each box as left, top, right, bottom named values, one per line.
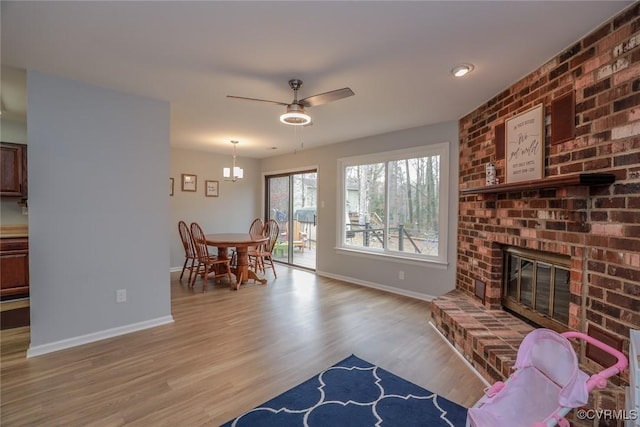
left=432, top=4, right=639, bottom=425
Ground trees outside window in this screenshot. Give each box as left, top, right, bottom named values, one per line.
left=339, top=143, right=449, bottom=263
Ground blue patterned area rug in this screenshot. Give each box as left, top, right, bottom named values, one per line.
left=221, top=354, right=467, bottom=427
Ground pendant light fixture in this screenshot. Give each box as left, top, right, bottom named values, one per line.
left=223, top=140, right=244, bottom=182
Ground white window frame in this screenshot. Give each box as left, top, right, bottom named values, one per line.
left=336, top=142, right=449, bottom=265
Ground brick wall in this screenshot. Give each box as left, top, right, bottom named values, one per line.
left=456, top=3, right=639, bottom=420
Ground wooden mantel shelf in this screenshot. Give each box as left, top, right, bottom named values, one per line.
left=460, top=173, right=616, bottom=195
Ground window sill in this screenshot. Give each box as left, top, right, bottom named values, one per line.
left=335, top=247, right=448, bottom=268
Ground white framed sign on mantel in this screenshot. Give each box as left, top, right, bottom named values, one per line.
left=505, top=103, right=545, bottom=183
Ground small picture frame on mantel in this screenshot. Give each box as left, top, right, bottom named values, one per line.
left=181, top=174, right=197, bottom=192
left=205, top=180, right=219, bottom=197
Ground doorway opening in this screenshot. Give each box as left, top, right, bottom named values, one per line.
left=265, top=170, right=317, bottom=270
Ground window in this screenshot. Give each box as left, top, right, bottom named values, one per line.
left=338, top=143, right=449, bottom=263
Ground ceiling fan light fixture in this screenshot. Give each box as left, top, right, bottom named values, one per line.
left=451, top=64, right=474, bottom=77
left=228, top=78, right=353, bottom=126
left=280, top=104, right=311, bottom=126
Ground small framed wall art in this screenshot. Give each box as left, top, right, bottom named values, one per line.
left=550, top=90, right=575, bottom=145
left=181, top=174, right=197, bottom=192
left=169, top=178, right=174, bottom=196
left=205, top=180, right=219, bottom=197
left=505, top=103, right=544, bottom=183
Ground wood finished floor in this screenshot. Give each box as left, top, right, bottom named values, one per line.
left=1, top=266, right=485, bottom=426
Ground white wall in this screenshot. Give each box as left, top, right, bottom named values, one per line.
left=27, top=71, right=173, bottom=356
left=259, top=121, right=459, bottom=300
left=170, top=148, right=261, bottom=269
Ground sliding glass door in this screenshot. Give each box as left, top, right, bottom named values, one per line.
left=265, top=170, right=317, bottom=270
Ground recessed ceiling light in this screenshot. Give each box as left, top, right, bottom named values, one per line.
left=451, top=64, right=474, bottom=77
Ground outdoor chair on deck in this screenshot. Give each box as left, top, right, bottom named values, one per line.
left=190, top=222, right=233, bottom=292
left=249, top=219, right=279, bottom=278
left=284, top=220, right=308, bottom=252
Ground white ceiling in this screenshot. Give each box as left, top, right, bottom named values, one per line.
left=1, top=1, right=633, bottom=158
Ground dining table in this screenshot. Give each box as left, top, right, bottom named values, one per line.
left=205, top=233, right=269, bottom=290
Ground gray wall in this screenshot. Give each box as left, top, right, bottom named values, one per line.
left=170, top=148, right=261, bottom=269
left=27, top=71, right=172, bottom=355
left=259, top=121, right=459, bottom=300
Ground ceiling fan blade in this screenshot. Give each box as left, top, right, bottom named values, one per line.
left=226, top=95, right=288, bottom=106
left=300, top=87, right=354, bottom=107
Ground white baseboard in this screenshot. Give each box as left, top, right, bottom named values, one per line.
left=316, top=270, right=437, bottom=302
left=428, top=320, right=490, bottom=387
left=27, top=315, right=175, bottom=358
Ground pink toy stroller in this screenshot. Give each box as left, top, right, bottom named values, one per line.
left=467, top=328, right=628, bottom=427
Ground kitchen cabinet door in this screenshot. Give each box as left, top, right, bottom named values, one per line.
left=1, top=142, right=27, bottom=197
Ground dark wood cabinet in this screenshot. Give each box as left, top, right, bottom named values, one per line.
left=1, top=142, right=28, bottom=198
left=1, top=237, right=29, bottom=298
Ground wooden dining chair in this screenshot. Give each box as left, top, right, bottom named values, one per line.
left=232, top=218, right=264, bottom=267
left=249, top=218, right=264, bottom=236
left=178, top=220, right=199, bottom=284
left=189, top=222, right=233, bottom=292
left=248, top=219, right=280, bottom=278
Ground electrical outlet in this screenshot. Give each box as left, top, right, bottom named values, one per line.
left=116, top=289, right=127, bottom=303
left=398, top=271, right=405, bottom=280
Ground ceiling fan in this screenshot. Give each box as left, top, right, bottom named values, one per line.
left=227, top=79, right=354, bottom=126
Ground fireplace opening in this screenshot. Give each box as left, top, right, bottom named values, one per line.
left=502, top=247, right=571, bottom=333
